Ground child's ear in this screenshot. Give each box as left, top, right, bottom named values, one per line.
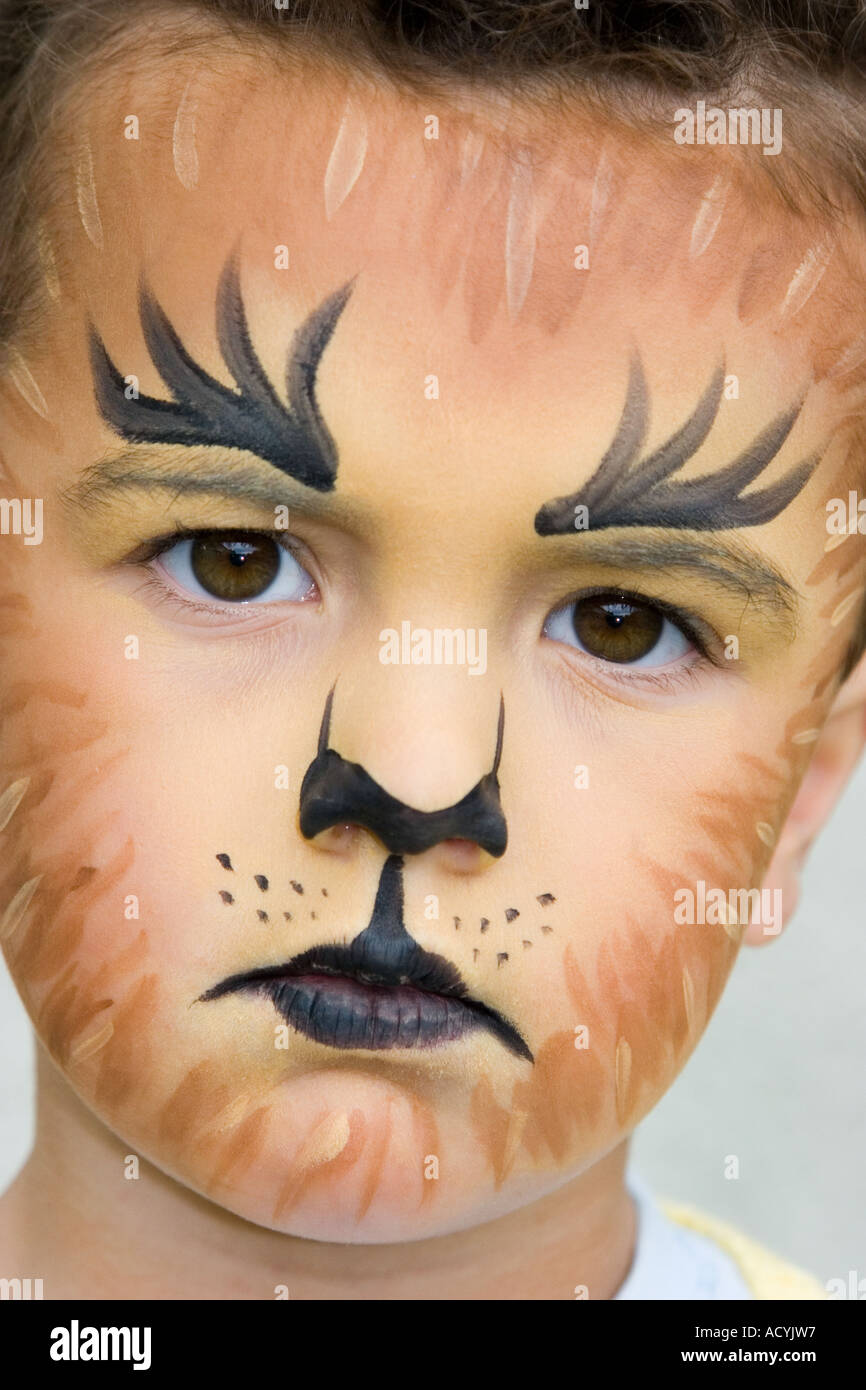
left=745, top=649, right=866, bottom=946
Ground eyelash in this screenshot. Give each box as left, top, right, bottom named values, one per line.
left=543, top=585, right=723, bottom=695
left=126, top=527, right=724, bottom=691
left=125, top=524, right=316, bottom=618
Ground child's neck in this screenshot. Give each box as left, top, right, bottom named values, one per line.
left=1, top=1046, right=637, bottom=1300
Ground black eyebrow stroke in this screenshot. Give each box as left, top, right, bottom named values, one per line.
left=534, top=355, right=819, bottom=534
left=87, top=254, right=354, bottom=491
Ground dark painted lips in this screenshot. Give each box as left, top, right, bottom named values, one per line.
left=200, top=855, right=533, bottom=1063
left=200, top=941, right=533, bottom=1061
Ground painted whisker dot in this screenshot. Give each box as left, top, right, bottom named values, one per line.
left=505, top=907, right=519, bottom=922
left=480, top=918, right=490, bottom=932
left=216, top=853, right=233, bottom=871
left=257, top=910, right=269, bottom=923
left=219, top=891, right=234, bottom=905
left=540, top=924, right=553, bottom=934
left=454, top=916, right=461, bottom=930
left=756, top=821, right=776, bottom=848
left=321, top=887, right=328, bottom=896
left=310, top=910, right=317, bottom=920
left=291, top=880, right=304, bottom=894
left=522, top=939, right=532, bottom=948
left=536, top=893, right=556, bottom=906
left=254, top=874, right=269, bottom=891
left=496, top=952, right=509, bottom=967
left=283, top=912, right=292, bottom=922
left=473, top=948, right=480, bottom=961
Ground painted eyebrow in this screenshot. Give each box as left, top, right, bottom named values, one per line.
left=546, top=531, right=799, bottom=627
left=534, top=355, right=820, bottom=534
left=87, top=253, right=354, bottom=491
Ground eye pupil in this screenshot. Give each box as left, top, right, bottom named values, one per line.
left=190, top=532, right=281, bottom=600
left=572, top=595, right=663, bottom=663
left=603, top=604, right=630, bottom=629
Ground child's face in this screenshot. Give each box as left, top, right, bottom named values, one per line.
left=1, top=53, right=864, bottom=1242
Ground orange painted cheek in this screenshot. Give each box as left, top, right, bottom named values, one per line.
left=468, top=733, right=806, bottom=1193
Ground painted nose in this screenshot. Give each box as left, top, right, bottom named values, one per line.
left=298, top=686, right=508, bottom=858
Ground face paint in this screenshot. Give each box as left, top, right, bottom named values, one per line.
left=88, top=254, right=353, bottom=487
left=75, top=138, right=103, bottom=250
left=6, top=56, right=866, bottom=1266
left=323, top=96, right=369, bottom=221
left=299, top=686, right=508, bottom=856
left=172, top=80, right=200, bottom=191
left=200, top=854, right=534, bottom=1061
left=534, top=355, right=818, bottom=533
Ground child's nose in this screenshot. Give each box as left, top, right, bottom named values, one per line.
left=297, top=683, right=507, bottom=860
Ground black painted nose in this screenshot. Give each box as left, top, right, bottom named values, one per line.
left=298, top=687, right=508, bottom=858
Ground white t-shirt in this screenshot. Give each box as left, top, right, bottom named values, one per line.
left=614, top=1173, right=752, bottom=1300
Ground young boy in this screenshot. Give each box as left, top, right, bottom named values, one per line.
left=0, top=0, right=863, bottom=1299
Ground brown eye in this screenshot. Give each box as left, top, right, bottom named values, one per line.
left=190, top=533, right=280, bottom=600
left=158, top=531, right=314, bottom=604
left=572, top=596, right=663, bottom=663
left=545, top=590, right=693, bottom=667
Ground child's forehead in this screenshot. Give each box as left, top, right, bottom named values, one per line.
left=52, top=41, right=866, bottom=416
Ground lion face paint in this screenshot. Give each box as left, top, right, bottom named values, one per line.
left=2, top=49, right=866, bottom=1255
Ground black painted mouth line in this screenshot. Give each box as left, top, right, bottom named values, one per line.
left=200, top=942, right=533, bottom=1062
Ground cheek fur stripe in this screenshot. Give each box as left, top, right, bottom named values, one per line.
left=324, top=97, right=368, bottom=221
left=0, top=875, right=43, bottom=941
left=75, top=139, right=103, bottom=250
left=778, top=240, right=833, bottom=322
left=70, top=1020, right=115, bottom=1062
left=459, top=128, right=485, bottom=185
left=615, top=1035, right=632, bottom=1123
left=37, top=223, right=61, bottom=301
left=505, top=156, right=536, bottom=320
left=589, top=148, right=612, bottom=248
left=172, top=80, right=200, bottom=190
left=8, top=351, right=49, bottom=421
left=689, top=175, right=729, bottom=260
left=0, top=776, right=30, bottom=831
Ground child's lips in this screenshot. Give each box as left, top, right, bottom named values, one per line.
left=245, top=970, right=488, bottom=1053
left=198, top=940, right=534, bottom=1062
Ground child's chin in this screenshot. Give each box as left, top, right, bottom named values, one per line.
left=152, top=1067, right=550, bottom=1245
